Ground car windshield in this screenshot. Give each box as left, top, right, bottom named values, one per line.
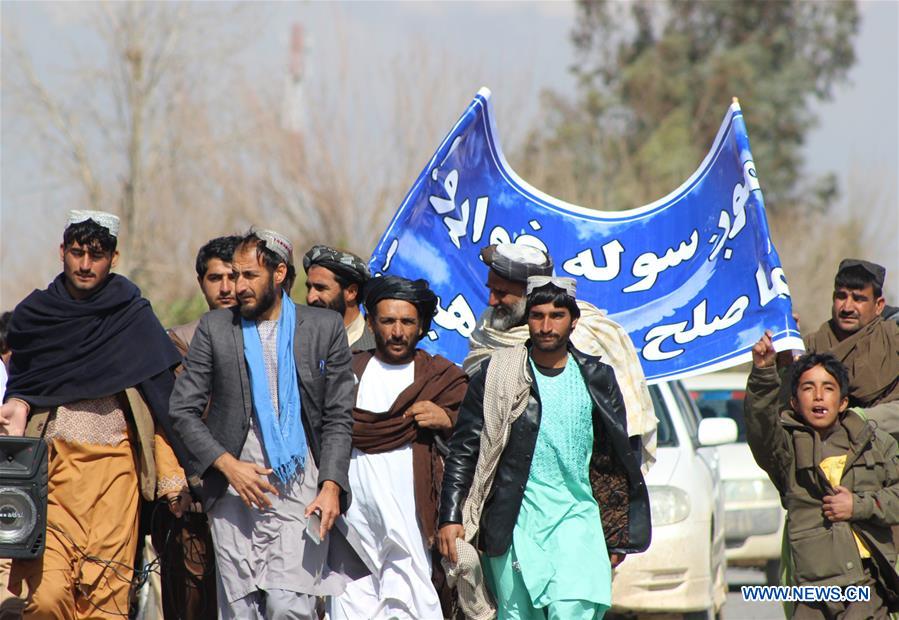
left=648, top=385, right=677, bottom=447
left=690, top=388, right=747, bottom=442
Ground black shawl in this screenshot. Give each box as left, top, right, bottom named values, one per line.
left=6, top=273, right=181, bottom=410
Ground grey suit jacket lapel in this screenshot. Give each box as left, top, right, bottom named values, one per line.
left=232, top=315, right=253, bottom=420
left=294, top=304, right=312, bottom=385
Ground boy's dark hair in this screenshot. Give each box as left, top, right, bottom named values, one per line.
left=236, top=231, right=297, bottom=293
left=0, top=311, right=11, bottom=355
left=524, top=284, right=581, bottom=320
left=790, top=352, right=850, bottom=401
left=62, top=219, right=117, bottom=254
left=835, top=265, right=883, bottom=299
left=195, top=235, right=241, bottom=278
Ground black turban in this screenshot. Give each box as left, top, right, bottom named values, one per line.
left=364, top=276, right=438, bottom=336
left=303, top=245, right=371, bottom=285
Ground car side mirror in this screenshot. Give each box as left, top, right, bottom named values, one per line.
left=697, top=417, right=738, bottom=447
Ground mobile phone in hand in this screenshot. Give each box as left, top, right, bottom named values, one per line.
left=306, top=510, right=322, bottom=544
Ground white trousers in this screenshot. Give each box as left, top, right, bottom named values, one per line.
left=329, top=446, right=441, bottom=620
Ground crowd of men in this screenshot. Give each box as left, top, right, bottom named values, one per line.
left=0, top=208, right=895, bottom=620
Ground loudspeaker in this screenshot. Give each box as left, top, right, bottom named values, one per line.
left=0, top=437, right=47, bottom=559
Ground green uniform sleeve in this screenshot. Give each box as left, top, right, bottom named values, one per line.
left=744, top=365, right=793, bottom=495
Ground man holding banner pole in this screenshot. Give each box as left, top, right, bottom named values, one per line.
left=802, top=259, right=899, bottom=433
left=464, top=242, right=657, bottom=473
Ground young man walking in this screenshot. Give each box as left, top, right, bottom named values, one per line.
left=439, top=276, right=650, bottom=619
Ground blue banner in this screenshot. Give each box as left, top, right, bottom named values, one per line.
left=370, top=88, right=801, bottom=383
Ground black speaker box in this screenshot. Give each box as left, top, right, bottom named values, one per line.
left=0, top=437, right=47, bottom=559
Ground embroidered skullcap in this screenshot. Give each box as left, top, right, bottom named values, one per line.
left=480, top=243, right=553, bottom=284
left=364, top=276, right=438, bottom=336
left=66, top=210, right=120, bottom=237
left=526, top=275, right=577, bottom=298
left=255, top=229, right=293, bottom=266
left=303, top=245, right=371, bottom=285
left=837, top=258, right=886, bottom=290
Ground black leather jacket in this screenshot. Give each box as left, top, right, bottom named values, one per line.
left=439, top=344, right=651, bottom=557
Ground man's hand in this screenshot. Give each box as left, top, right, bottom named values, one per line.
left=404, top=400, right=452, bottom=430
left=305, top=480, right=341, bottom=540
left=751, top=330, right=776, bottom=369
left=437, top=523, right=465, bottom=564
left=214, top=452, right=279, bottom=510
left=0, top=399, right=29, bottom=437
left=164, top=488, right=193, bottom=518
left=823, top=485, right=853, bottom=522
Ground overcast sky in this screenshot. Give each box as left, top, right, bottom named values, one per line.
left=2, top=1, right=896, bottom=305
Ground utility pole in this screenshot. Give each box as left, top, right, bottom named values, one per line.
left=282, top=23, right=307, bottom=135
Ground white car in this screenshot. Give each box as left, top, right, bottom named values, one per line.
left=610, top=380, right=736, bottom=619
left=683, top=371, right=785, bottom=584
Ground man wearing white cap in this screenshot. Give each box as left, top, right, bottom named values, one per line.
left=0, top=210, right=189, bottom=617
left=167, top=229, right=364, bottom=619
left=465, top=243, right=658, bottom=473
left=439, top=277, right=651, bottom=619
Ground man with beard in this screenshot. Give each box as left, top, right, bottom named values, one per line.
left=166, top=230, right=362, bottom=619
left=0, top=210, right=188, bottom=618
left=155, top=235, right=241, bottom=620
left=439, top=277, right=651, bottom=620
left=329, top=276, right=468, bottom=620
left=464, top=243, right=657, bottom=472
left=803, top=259, right=899, bottom=434
left=303, top=245, right=375, bottom=351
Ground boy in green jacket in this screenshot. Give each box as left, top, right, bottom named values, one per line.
left=746, top=330, right=899, bottom=619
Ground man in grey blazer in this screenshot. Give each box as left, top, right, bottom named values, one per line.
left=167, top=229, right=358, bottom=620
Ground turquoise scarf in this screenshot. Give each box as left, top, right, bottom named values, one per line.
left=241, top=292, right=307, bottom=484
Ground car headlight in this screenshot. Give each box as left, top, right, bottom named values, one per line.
left=723, top=479, right=780, bottom=504
left=648, top=485, right=691, bottom=526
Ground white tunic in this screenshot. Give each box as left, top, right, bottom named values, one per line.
left=329, top=357, right=442, bottom=620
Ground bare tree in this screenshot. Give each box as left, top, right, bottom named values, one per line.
left=3, top=3, right=266, bottom=307
left=1, top=3, right=538, bottom=324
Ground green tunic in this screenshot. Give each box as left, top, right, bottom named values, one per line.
left=485, top=355, right=611, bottom=619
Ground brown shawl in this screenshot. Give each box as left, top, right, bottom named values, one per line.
left=351, top=349, right=469, bottom=544
left=804, top=316, right=899, bottom=407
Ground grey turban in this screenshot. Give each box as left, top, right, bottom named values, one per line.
left=837, top=258, right=886, bottom=290
left=481, top=243, right=553, bottom=284
left=364, top=276, right=438, bottom=336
